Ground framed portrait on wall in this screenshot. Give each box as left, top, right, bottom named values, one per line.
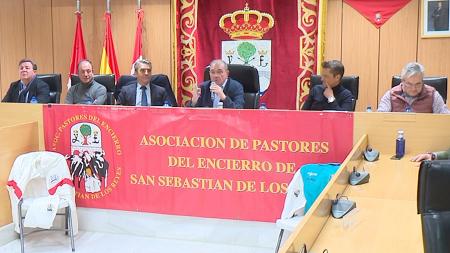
left=422, top=0, right=450, bottom=37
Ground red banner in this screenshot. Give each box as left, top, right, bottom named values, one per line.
left=175, top=0, right=322, bottom=110
left=44, top=105, right=353, bottom=221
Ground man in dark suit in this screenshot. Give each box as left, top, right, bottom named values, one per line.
left=2, top=59, right=50, bottom=103
left=117, top=59, right=168, bottom=106
left=190, top=59, right=244, bottom=109
left=301, top=60, right=353, bottom=111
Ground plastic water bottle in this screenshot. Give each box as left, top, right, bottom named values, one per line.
left=30, top=96, right=38, bottom=104
left=366, top=105, right=372, bottom=112
left=217, top=101, right=223, bottom=109
left=163, top=100, right=171, bottom=107
left=259, top=102, right=267, bottom=110
left=405, top=106, right=412, bottom=112
left=395, top=130, right=405, bottom=159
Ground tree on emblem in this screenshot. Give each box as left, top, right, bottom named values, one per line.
left=237, top=42, right=256, bottom=64
left=79, top=124, right=92, bottom=145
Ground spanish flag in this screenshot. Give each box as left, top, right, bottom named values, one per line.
left=99, top=12, right=120, bottom=81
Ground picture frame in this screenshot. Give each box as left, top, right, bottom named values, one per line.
left=421, top=0, right=450, bottom=38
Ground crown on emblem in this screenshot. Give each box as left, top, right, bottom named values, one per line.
left=219, top=3, right=274, bottom=40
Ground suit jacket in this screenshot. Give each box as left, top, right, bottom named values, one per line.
left=117, top=81, right=168, bottom=106
left=301, top=83, right=354, bottom=111
left=2, top=77, right=50, bottom=103
left=195, top=78, right=244, bottom=109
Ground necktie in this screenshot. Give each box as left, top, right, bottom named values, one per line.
left=141, top=86, right=148, bottom=106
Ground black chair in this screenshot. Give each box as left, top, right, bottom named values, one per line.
left=310, top=75, right=359, bottom=111
left=203, top=64, right=260, bottom=109
left=392, top=76, right=447, bottom=103
left=115, top=74, right=178, bottom=107
left=36, top=74, right=62, bottom=103
left=70, top=74, right=116, bottom=105
left=418, top=160, right=450, bottom=253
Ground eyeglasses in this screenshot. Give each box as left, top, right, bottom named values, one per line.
left=138, top=68, right=151, bottom=73
left=402, top=81, right=423, bottom=88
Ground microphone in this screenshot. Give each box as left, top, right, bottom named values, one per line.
left=210, top=81, right=216, bottom=102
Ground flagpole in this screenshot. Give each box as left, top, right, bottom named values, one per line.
left=106, top=0, right=111, bottom=13
left=76, top=0, right=80, bottom=12
left=137, top=0, right=141, bottom=9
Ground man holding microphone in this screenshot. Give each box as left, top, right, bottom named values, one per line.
left=190, top=59, right=244, bottom=109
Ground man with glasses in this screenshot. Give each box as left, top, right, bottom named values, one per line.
left=190, top=59, right=244, bottom=109
left=377, top=62, right=448, bottom=113
left=2, top=58, right=49, bottom=103
left=117, top=59, right=168, bottom=106
left=302, top=60, right=354, bottom=111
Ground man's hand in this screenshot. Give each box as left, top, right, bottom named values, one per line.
left=323, top=85, right=334, bottom=99
left=410, top=153, right=433, bottom=162
left=191, top=84, right=201, bottom=105
left=210, top=82, right=226, bottom=100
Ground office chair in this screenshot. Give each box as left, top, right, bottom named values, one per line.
left=392, top=76, right=447, bottom=103
left=115, top=74, right=178, bottom=106
left=417, top=160, right=450, bottom=253
left=70, top=74, right=116, bottom=105
left=275, top=169, right=306, bottom=253
left=310, top=75, right=359, bottom=111
left=203, top=64, right=260, bottom=109
left=36, top=74, right=62, bottom=103
left=7, top=151, right=77, bottom=253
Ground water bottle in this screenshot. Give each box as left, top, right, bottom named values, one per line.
left=366, top=105, right=372, bottom=112
left=259, top=102, right=267, bottom=110
left=405, top=106, right=412, bottom=112
left=163, top=100, right=171, bottom=107
left=30, top=96, right=38, bottom=104
left=395, top=130, right=405, bottom=159
left=217, top=101, right=224, bottom=109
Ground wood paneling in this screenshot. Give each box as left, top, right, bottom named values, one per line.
left=0, top=1, right=26, bottom=99
left=342, top=3, right=379, bottom=111
left=324, top=0, right=342, bottom=61
left=379, top=0, right=419, bottom=106
left=0, top=122, right=40, bottom=227
left=24, top=0, right=54, bottom=73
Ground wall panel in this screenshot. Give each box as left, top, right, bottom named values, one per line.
left=24, top=0, right=54, bottom=73
left=0, top=1, right=26, bottom=99
left=341, top=3, right=379, bottom=111
left=324, top=0, right=342, bottom=61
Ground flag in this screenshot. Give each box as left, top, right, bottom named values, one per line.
left=99, top=12, right=120, bottom=81
left=68, top=11, right=87, bottom=88
left=131, top=8, right=144, bottom=74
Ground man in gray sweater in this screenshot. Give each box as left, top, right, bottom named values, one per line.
left=65, top=60, right=107, bottom=105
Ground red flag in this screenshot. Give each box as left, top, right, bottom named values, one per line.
left=68, top=12, right=87, bottom=84
left=131, top=8, right=144, bottom=72
left=99, top=12, right=120, bottom=81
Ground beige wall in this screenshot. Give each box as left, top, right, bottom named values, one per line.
left=0, top=0, right=172, bottom=102
left=325, top=0, right=450, bottom=111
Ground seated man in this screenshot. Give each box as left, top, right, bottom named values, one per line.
left=411, top=148, right=450, bottom=162
left=2, top=58, right=49, bottom=103
left=117, top=59, right=168, bottom=106
left=190, top=59, right=244, bottom=109
left=65, top=60, right=107, bottom=105
left=301, top=60, right=354, bottom=111
left=377, top=62, right=448, bottom=113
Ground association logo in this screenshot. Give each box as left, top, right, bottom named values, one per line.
left=219, top=4, right=274, bottom=94
left=51, top=114, right=122, bottom=200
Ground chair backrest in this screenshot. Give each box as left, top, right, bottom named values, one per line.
left=71, top=74, right=116, bottom=105
left=203, top=64, right=260, bottom=109
left=36, top=74, right=62, bottom=103
left=417, top=160, right=450, bottom=253
left=115, top=74, right=178, bottom=106
left=310, top=74, right=359, bottom=111
left=392, top=75, right=447, bottom=103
